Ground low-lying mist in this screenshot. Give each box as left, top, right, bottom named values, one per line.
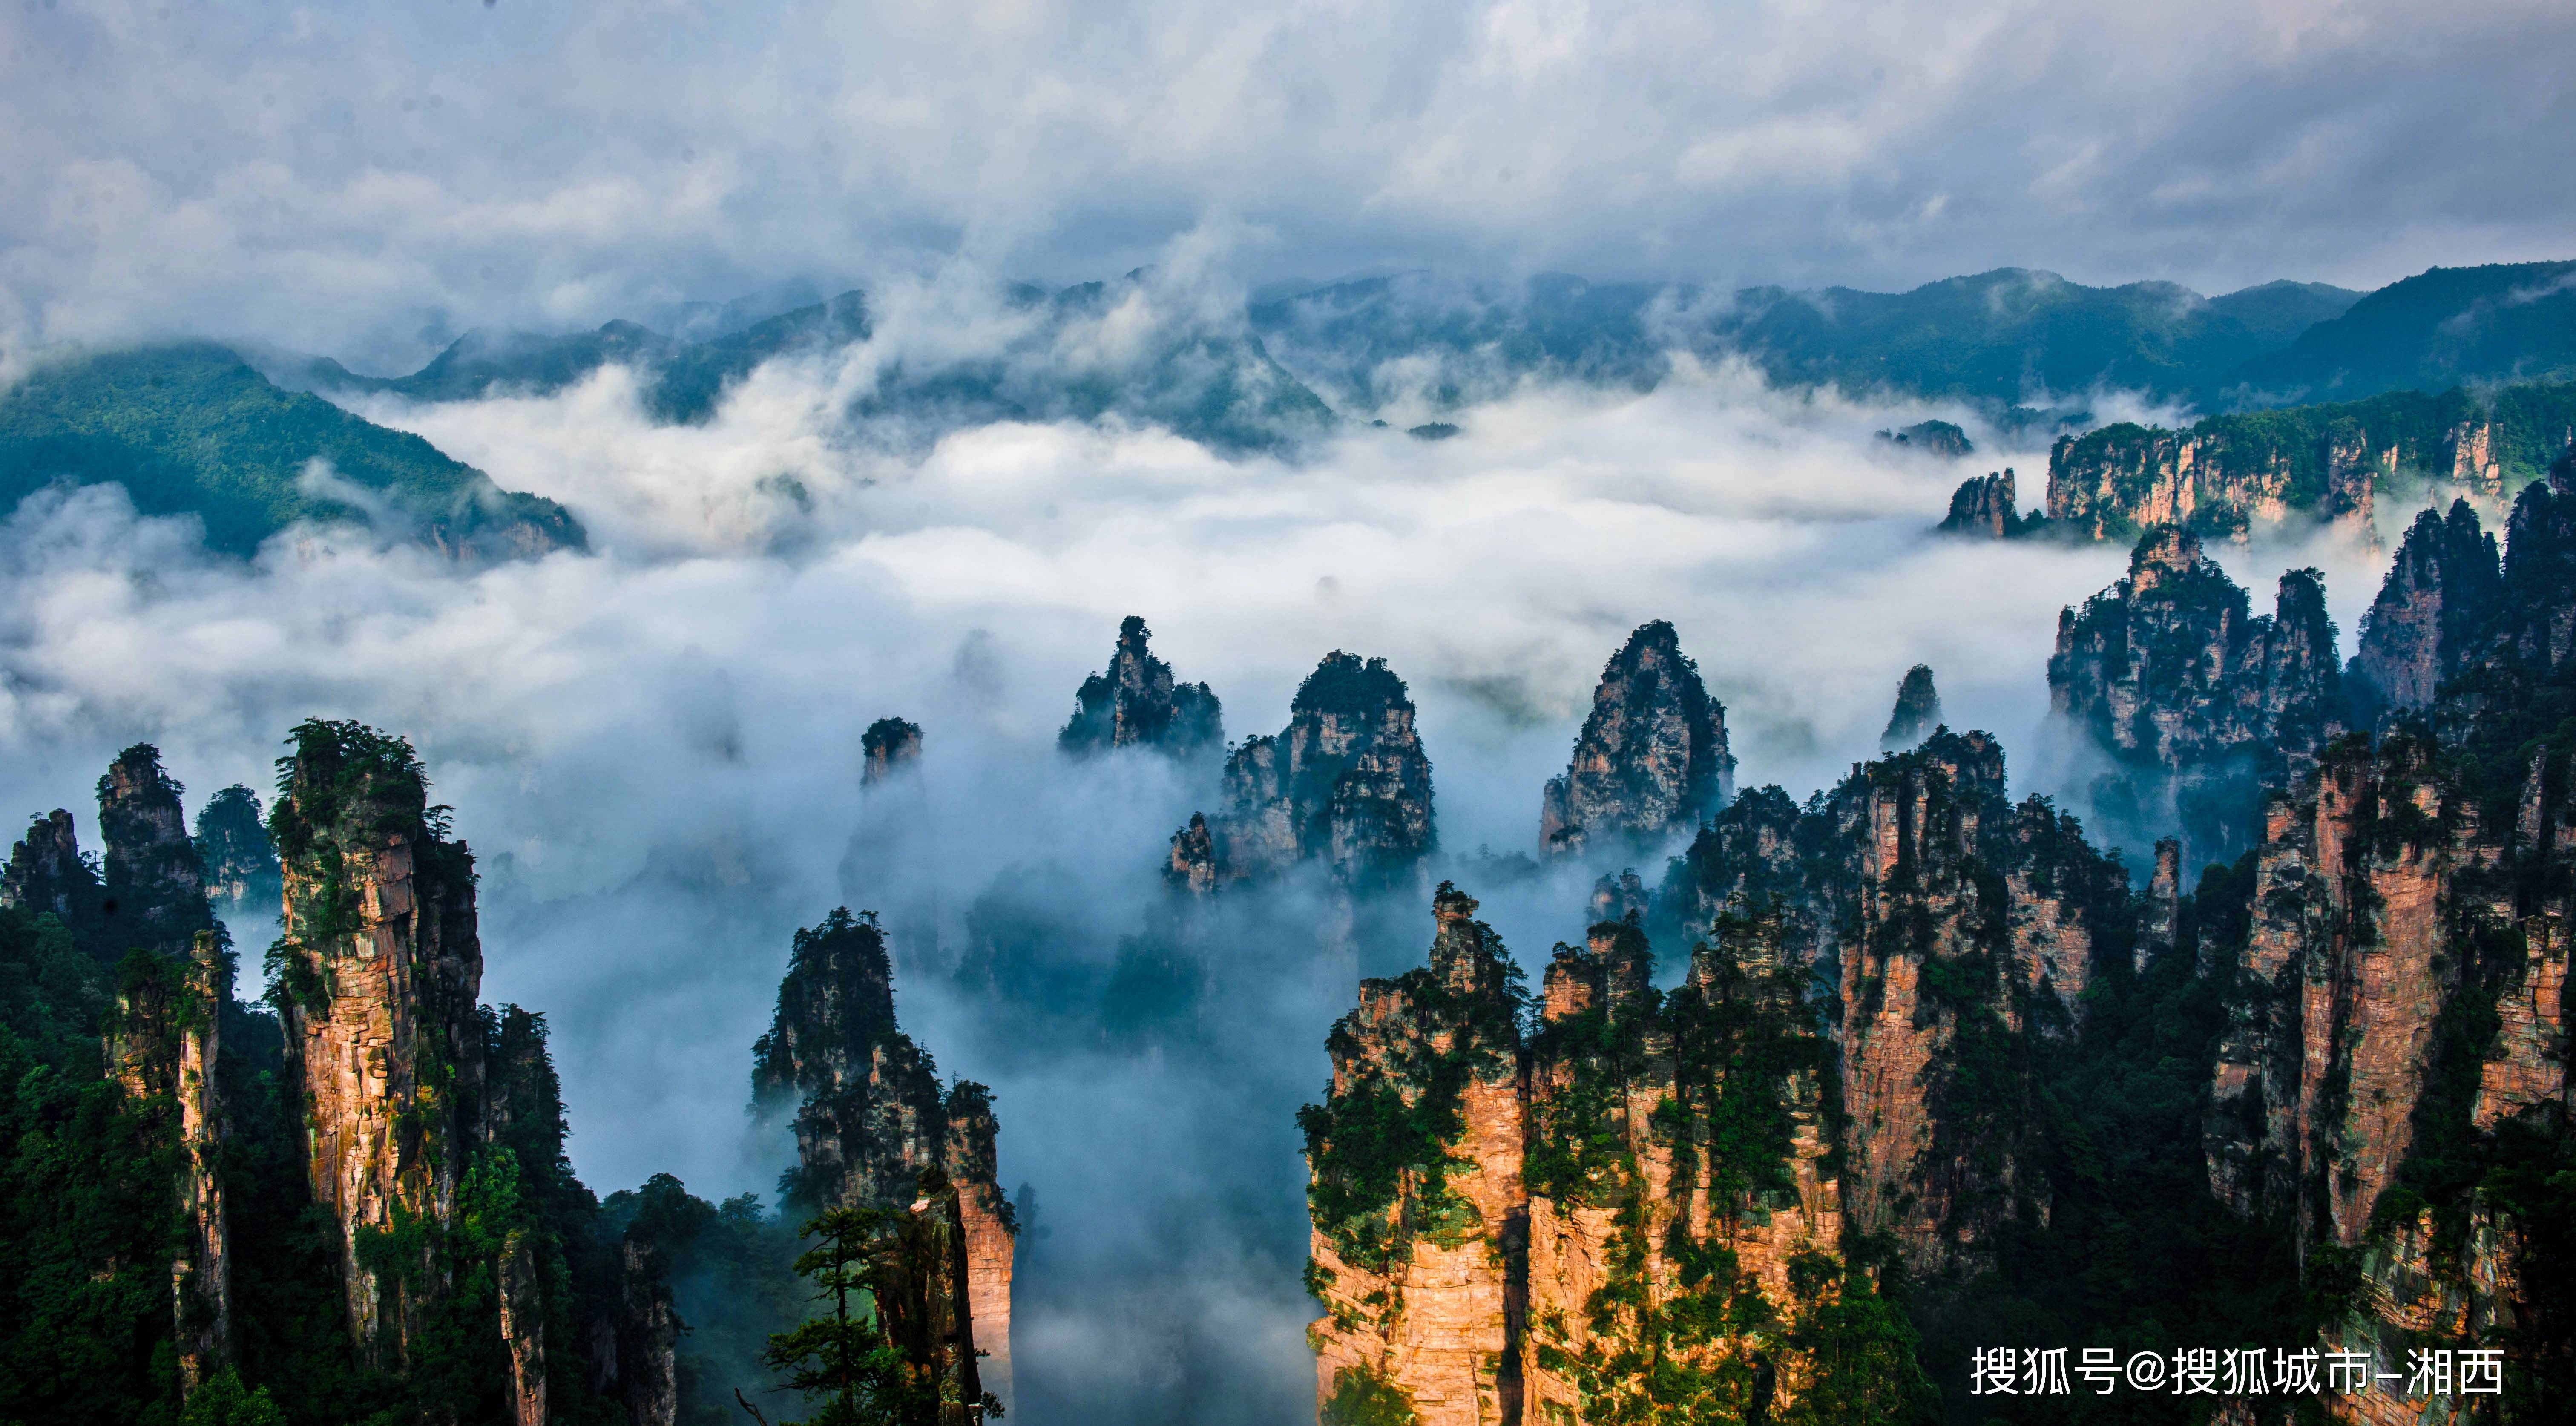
left=0, top=347, right=2416, bottom=1421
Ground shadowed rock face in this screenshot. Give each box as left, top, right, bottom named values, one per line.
left=1169, top=650, right=1434, bottom=889
left=2350, top=500, right=2504, bottom=719
left=862, top=717, right=925, bottom=785
left=2, top=807, right=103, bottom=931
left=98, top=744, right=214, bottom=958
left=1541, top=621, right=1733, bottom=857
left=1880, top=664, right=1944, bottom=750
left=1058, top=615, right=1222, bottom=757
left=751, top=907, right=1014, bottom=1407
left=2049, top=525, right=2343, bottom=866
left=192, top=784, right=280, bottom=912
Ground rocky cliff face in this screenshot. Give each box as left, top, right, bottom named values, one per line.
left=1059, top=615, right=1223, bottom=757
left=2349, top=500, right=2505, bottom=719
left=1170, top=651, right=1435, bottom=890
left=752, top=906, right=1014, bottom=1406
left=2050, top=525, right=2344, bottom=866
left=268, top=719, right=489, bottom=1366
left=1305, top=886, right=1938, bottom=1425
left=97, top=745, right=215, bottom=958
left=1879, top=664, right=1944, bottom=750
left=1936, top=469, right=2027, bottom=538
left=863, top=717, right=925, bottom=785
left=1301, top=885, right=1525, bottom=1426
left=1540, top=621, right=1734, bottom=857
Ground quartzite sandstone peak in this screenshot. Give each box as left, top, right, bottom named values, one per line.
left=1168, top=650, right=1435, bottom=890
left=1880, top=663, right=1944, bottom=750
left=2350, top=499, right=2506, bottom=720
left=98, top=744, right=216, bottom=958
left=3, top=806, right=104, bottom=931
left=1937, top=469, right=2027, bottom=539
left=269, top=719, right=491, bottom=1367
left=862, top=717, right=925, bottom=785
left=1303, top=886, right=1940, bottom=1425
left=1059, top=615, right=1223, bottom=757
left=2050, top=524, right=2343, bottom=866
left=193, top=782, right=281, bottom=910
left=1541, top=621, right=1735, bottom=857
left=752, top=906, right=1015, bottom=1407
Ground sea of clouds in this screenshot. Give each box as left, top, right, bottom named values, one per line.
left=0, top=325, right=2427, bottom=1418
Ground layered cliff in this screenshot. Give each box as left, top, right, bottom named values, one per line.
left=752, top=906, right=1014, bottom=1406
left=2043, top=379, right=2576, bottom=543
left=1540, top=621, right=1734, bottom=857
left=2049, top=525, right=2344, bottom=866
left=268, top=719, right=489, bottom=1366
left=1059, top=615, right=1223, bottom=757
left=1170, top=650, right=1436, bottom=890
left=1304, top=883, right=1945, bottom=1425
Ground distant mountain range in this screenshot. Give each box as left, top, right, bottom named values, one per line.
left=0, top=344, right=583, bottom=558
left=3, top=259, right=2569, bottom=558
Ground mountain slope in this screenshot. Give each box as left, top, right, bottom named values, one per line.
left=0, top=344, right=584, bottom=557
left=2218, top=259, right=2576, bottom=405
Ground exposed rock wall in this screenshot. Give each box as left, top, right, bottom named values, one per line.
left=1058, top=615, right=1222, bottom=757
left=1540, top=621, right=1734, bottom=857
left=1171, top=650, right=1435, bottom=890
left=2050, top=525, right=2344, bottom=866
left=268, top=720, right=488, bottom=1366
left=753, top=906, right=1015, bottom=1406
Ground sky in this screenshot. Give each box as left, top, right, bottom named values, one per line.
left=5, top=0, right=2574, bottom=371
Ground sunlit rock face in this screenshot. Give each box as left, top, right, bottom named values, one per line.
left=1541, top=621, right=1734, bottom=859
left=1058, top=615, right=1222, bottom=758
left=2049, top=525, right=2343, bottom=867
left=268, top=720, right=489, bottom=1366
left=752, top=906, right=1015, bottom=1408
left=1169, top=650, right=1435, bottom=891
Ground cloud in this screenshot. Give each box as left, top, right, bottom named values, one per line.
left=0, top=335, right=2412, bottom=1417
left=4, top=0, right=2573, bottom=372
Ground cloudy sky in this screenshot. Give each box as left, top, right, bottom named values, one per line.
left=6, top=0, right=2572, bottom=371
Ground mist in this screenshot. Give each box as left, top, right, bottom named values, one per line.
left=0, top=329, right=2424, bottom=1418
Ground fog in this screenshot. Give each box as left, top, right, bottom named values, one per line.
left=0, top=337, right=2424, bottom=1418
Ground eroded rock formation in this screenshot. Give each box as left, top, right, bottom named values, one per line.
left=1936, top=469, right=2027, bottom=538
left=1059, top=615, right=1222, bottom=757
left=98, top=745, right=215, bottom=957
left=1170, top=650, right=1435, bottom=890
left=2050, top=525, right=2344, bottom=866
left=2, top=807, right=104, bottom=931
left=269, top=719, right=489, bottom=1366
left=192, top=783, right=281, bottom=913
left=1540, top=621, right=1734, bottom=857
left=2349, top=500, right=2504, bottom=720
left=863, top=717, right=925, bottom=785
left=753, top=906, right=1015, bottom=1407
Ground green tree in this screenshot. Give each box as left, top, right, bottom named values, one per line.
left=753, top=1208, right=939, bottom=1426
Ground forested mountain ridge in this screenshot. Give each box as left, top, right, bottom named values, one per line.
left=0, top=343, right=584, bottom=558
